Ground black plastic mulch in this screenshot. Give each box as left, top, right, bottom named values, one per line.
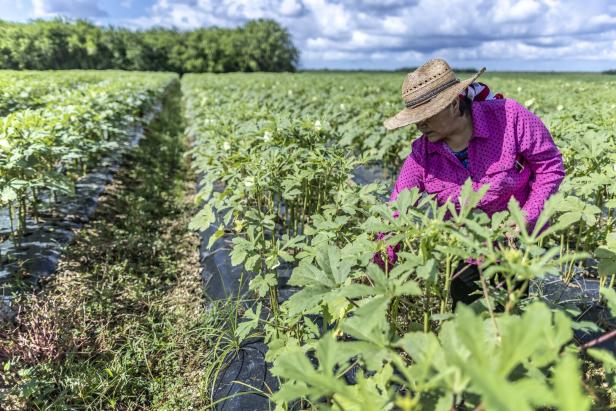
left=0, top=104, right=162, bottom=322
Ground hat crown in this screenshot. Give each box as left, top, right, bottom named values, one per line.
left=401, top=58, right=457, bottom=101
left=383, top=59, right=485, bottom=130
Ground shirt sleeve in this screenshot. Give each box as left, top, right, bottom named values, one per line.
left=390, top=140, right=425, bottom=202
left=514, top=102, right=565, bottom=228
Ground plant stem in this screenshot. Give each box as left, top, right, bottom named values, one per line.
left=440, top=255, right=452, bottom=316
left=580, top=329, right=616, bottom=350
left=478, top=266, right=500, bottom=342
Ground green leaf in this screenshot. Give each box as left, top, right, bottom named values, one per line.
left=315, top=333, right=359, bottom=376
left=600, top=287, right=616, bottom=316
left=342, top=295, right=391, bottom=346
left=249, top=273, right=277, bottom=298
left=271, top=336, right=352, bottom=403
left=596, top=233, right=616, bottom=277
left=395, top=331, right=444, bottom=370
left=464, top=218, right=491, bottom=240
left=284, top=286, right=328, bottom=316
left=507, top=197, right=528, bottom=234
left=456, top=179, right=489, bottom=219
left=558, top=211, right=582, bottom=227
left=189, top=203, right=215, bottom=231
left=552, top=354, right=591, bottom=411
left=288, top=260, right=335, bottom=288
left=235, top=302, right=262, bottom=341
left=0, top=186, right=17, bottom=203
left=207, top=226, right=225, bottom=249
left=196, top=180, right=213, bottom=203
left=396, top=279, right=422, bottom=297
left=282, top=188, right=302, bottom=200
left=417, top=258, right=437, bottom=283
left=230, top=249, right=247, bottom=266
left=587, top=348, right=616, bottom=372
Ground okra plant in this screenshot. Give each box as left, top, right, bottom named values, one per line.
left=0, top=71, right=177, bottom=240
left=185, top=72, right=616, bottom=409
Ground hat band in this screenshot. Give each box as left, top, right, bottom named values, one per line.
left=404, top=78, right=460, bottom=108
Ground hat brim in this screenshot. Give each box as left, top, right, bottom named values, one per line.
left=383, top=67, right=486, bottom=131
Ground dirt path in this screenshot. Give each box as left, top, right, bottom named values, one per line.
left=0, top=81, right=233, bottom=410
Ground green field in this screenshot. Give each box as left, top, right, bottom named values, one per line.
left=2, top=70, right=616, bottom=409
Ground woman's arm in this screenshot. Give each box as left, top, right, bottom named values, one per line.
left=513, top=101, right=565, bottom=229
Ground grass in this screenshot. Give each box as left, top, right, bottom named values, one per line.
left=0, top=81, right=239, bottom=410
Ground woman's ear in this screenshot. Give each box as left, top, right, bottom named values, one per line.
left=450, top=97, right=459, bottom=115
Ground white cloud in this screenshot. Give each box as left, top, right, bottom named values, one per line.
left=492, top=0, right=546, bottom=23
left=33, top=0, right=108, bottom=18
left=279, top=0, right=304, bottom=16
left=303, top=0, right=353, bottom=38
left=121, top=0, right=616, bottom=70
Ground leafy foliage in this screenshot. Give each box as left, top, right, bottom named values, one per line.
left=185, top=72, right=616, bottom=408
left=0, top=70, right=177, bottom=238
left=0, top=18, right=299, bottom=73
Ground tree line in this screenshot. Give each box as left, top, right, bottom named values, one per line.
left=0, top=18, right=299, bottom=73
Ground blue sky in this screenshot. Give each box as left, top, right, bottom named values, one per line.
left=2, top=0, right=616, bottom=71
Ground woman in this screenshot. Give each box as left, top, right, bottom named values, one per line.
left=379, top=58, right=565, bottom=309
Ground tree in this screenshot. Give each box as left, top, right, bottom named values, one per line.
left=0, top=18, right=300, bottom=73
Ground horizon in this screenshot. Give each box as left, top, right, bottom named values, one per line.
left=2, top=0, right=616, bottom=72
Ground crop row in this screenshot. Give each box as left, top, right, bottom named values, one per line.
left=186, top=72, right=616, bottom=273
left=185, top=72, right=616, bottom=409
left=0, top=71, right=178, bottom=240
left=0, top=70, right=180, bottom=116
left=0, top=71, right=109, bottom=115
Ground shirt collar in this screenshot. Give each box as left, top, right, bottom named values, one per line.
left=425, top=100, right=491, bottom=154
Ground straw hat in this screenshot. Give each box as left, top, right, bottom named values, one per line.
left=384, top=59, right=486, bottom=130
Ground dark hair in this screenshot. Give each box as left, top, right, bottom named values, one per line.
left=458, top=95, right=472, bottom=116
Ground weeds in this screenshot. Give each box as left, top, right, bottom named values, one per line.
left=0, top=81, right=234, bottom=410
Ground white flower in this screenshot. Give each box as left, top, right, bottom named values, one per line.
left=557, top=105, right=564, bottom=111
left=339, top=103, right=345, bottom=110
left=244, top=176, right=255, bottom=187
left=234, top=218, right=245, bottom=233
left=314, top=120, right=322, bottom=131
left=524, top=98, right=535, bottom=108
left=517, top=86, right=522, bottom=92
left=288, top=90, right=293, bottom=96
left=263, top=131, right=272, bottom=142
left=223, top=141, right=231, bottom=151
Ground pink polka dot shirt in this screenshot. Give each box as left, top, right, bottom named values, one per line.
left=390, top=98, right=565, bottom=229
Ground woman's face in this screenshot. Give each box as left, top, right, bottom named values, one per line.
left=416, top=98, right=460, bottom=142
